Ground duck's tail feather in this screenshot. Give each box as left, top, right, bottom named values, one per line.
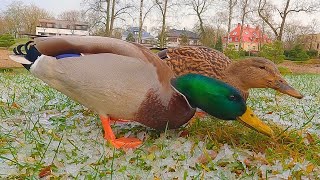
left=10, top=41, right=42, bottom=70
left=157, top=49, right=168, bottom=60
left=9, top=55, right=32, bottom=64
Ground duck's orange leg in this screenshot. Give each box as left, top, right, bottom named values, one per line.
left=100, top=115, right=142, bottom=149
left=194, top=111, right=207, bottom=118
left=190, top=111, right=207, bottom=121
left=188, top=111, right=208, bottom=126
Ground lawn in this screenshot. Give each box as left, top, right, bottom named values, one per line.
left=8, top=38, right=30, bottom=52
left=0, top=69, right=319, bottom=179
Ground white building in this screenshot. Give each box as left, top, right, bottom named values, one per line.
left=36, top=19, right=89, bottom=36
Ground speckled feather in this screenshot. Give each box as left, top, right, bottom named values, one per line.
left=159, top=46, right=243, bottom=97
left=162, top=47, right=231, bottom=79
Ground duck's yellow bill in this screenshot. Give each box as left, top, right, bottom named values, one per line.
left=237, top=106, right=274, bottom=137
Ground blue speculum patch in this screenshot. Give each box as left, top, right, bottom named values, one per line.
left=56, top=54, right=81, bottom=59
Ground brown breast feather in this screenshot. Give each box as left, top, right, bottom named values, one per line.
left=134, top=89, right=196, bottom=130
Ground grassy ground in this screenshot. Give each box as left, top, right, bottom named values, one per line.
left=292, top=59, right=320, bottom=65
left=8, top=38, right=30, bottom=51
left=0, top=70, right=319, bottom=179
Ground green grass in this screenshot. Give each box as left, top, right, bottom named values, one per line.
left=150, top=49, right=161, bottom=53
left=289, top=59, right=320, bottom=65
left=188, top=118, right=320, bottom=165
left=278, top=66, right=292, bottom=74
left=0, top=70, right=319, bottom=179
left=8, top=38, right=30, bottom=51
left=232, top=56, right=256, bottom=60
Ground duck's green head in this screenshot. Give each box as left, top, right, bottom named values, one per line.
left=171, top=74, right=246, bottom=120
left=171, top=74, right=274, bottom=137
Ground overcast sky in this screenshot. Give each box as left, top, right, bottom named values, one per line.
left=0, top=0, right=83, bottom=14
left=1, top=0, right=319, bottom=33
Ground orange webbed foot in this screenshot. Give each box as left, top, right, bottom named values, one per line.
left=100, top=115, right=142, bottom=149
left=194, top=111, right=207, bottom=118
left=111, top=137, right=142, bottom=149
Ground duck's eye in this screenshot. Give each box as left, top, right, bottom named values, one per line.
left=229, top=95, right=237, bottom=101
left=259, top=66, right=266, bottom=69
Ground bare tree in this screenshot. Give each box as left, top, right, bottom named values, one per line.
left=138, top=0, right=144, bottom=43
left=283, top=21, right=302, bottom=49
left=3, top=1, right=26, bottom=37
left=138, top=0, right=155, bottom=43
left=184, top=0, right=214, bottom=39
left=196, top=25, right=219, bottom=47
left=3, top=1, right=51, bottom=37
left=154, top=0, right=169, bottom=48
left=225, top=0, right=237, bottom=45
left=58, top=10, right=83, bottom=34
left=285, top=19, right=319, bottom=50
left=81, top=9, right=102, bottom=35
left=258, top=0, right=320, bottom=41
left=59, top=10, right=82, bottom=22
left=0, top=15, right=7, bottom=34
left=305, top=19, right=319, bottom=50
left=22, top=5, right=51, bottom=34
left=238, top=0, right=252, bottom=49
left=84, top=0, right=134, bottom=36
left=212, top=11, right=228, bottom=43
left=110, top=0, right=117, bottom=35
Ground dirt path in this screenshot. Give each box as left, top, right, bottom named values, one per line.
left=279, top=60, right=320, bottom=74
left=0, top=49, right=22, bottom=68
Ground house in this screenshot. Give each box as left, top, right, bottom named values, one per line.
left=299, top=33, right=320, bottom=55
left=122, top=27, right=155, bottom=45
left=166, top=28, right=200, bottom=47
left=36, top=19, right=89, bottom=36
left=224, top=23, right=271, bottom=51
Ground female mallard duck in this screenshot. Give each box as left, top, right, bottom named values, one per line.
left=158, top=46, right=303, bottom=100
left=10, top=36, right=273, bottom=149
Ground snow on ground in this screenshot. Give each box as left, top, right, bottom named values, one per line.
left=0, top=70, right=319, bottom=179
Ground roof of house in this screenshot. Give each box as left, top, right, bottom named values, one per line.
left=226, top=23, right=271, bottom=43
left=38, top=19, right=88, bottom=26
left=167, top=29, right=199, bottom=39
left=122, top=27, right=154, bottom=40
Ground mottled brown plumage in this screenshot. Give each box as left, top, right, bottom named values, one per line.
left=162, top=47, right=230, bottom=78
left=160, top=46, right=303, bottom=100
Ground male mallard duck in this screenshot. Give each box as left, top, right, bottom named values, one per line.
left=10, top=36, right=273, bottom=149
left=158, top=46, right=303, bottom=100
